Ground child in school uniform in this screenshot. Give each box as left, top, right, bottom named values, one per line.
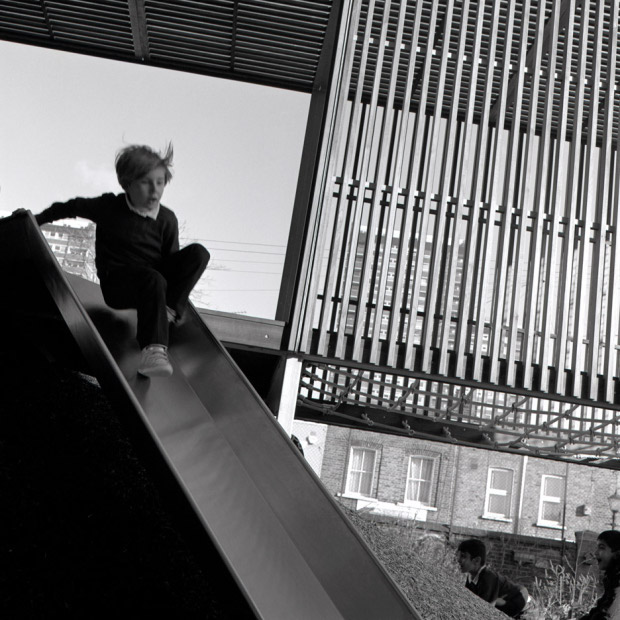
left=580, top=530, right=620, bottom=620
left=34, top=143, right=209, bottom=377
left=457, top=538, right=529, bottom=618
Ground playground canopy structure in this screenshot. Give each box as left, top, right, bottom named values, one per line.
left=2, top=0, right=620, bottom=460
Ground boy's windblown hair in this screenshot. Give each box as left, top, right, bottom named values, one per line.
left=115, top=143, right=174, bottom=190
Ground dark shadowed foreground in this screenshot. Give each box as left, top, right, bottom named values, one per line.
left=0, top=355, right=504, bottom=619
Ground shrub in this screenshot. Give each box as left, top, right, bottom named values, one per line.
left=523, top=563, right=598, bottom=620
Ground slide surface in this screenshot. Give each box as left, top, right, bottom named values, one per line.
left=0, top=212, right=419, bottom=619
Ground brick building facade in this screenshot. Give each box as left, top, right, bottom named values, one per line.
left=41, top=222, right=97, bottom=282
left=318, top=426, right=618, bottom=539
left=292, top=421, right=617, bottom=586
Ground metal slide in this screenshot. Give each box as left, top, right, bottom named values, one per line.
left=1, top=212, right=419, bottom=620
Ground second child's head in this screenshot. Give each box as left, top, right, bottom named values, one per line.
left=457, top=539, right=486, bottom=576
left=596, top=530, right=620, bottom=571
left=115, top=144, right=174, bottom=213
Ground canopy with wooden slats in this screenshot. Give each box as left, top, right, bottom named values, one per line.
left=0, top=1, right=332, bottom=91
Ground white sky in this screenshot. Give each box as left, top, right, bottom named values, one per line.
left=0, top=40, right=310, bottom=318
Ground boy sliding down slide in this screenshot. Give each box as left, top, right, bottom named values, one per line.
left=31, top=144, right=209, bottom=378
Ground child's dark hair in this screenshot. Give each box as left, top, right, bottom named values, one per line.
left=599, top=530, right=620, bottom=553
left=458, top=539, right=487, bottom=564
left=590, top=530, right=620, bottom=616
left=115, top=143, right=174, bottom=190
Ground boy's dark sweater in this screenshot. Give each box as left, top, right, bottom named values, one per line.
left=466, top=566, right=525, bottom=614
left=35, top=193, right=179, bottom=277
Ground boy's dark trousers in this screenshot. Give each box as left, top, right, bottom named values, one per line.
left=99, top=243, right=210, bottom=348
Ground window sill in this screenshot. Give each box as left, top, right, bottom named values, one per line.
left=339, top=494, right=438, bottom=512
left=338, top=496, right=433, bottom=521
left=400, top=502, right=437, bottom=512
left=481, top=514, right=513, bottom=523
left=535, top=522, right=565, bottom=530
left=338, top=492, right=374, bottom=500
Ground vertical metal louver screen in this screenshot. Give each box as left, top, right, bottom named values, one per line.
left=291, top=0, right=620, bottom=406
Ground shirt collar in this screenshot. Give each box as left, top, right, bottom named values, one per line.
left=125, top=194, right=159, bottom=220
left=467, top=565, right=485, bottom=585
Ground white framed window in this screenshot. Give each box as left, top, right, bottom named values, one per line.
left=538, top=474, right=565, bottom=527
left=484, top=468, right=514, bottom=519
left=405, top=456, right=435, bottom=506
left=345, top=447, right=377, bottom=497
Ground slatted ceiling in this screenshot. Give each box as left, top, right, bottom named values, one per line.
left=0, top=6, right=46, bottom=38
left=243, top=2, right=328, bottom=28
left=47, top=3, right=129, bottom=28
left=238, top=30, right=323, bottom=56
left=147, top=33, right=230, bottom=56
left=238, top=60, right=313, bottom=84
left=145, top=2, right=235, bottom=71
left=147, top=15, right=232, bottom=39
left=238, top=23, right=323, bottom=48
left=46, top=1, right=134, bottom=51
left=238, top=30, right=323, bottom=60
left=0, top=1, right=332, bottom=92
left=2, top=0, right=617, bottom=137
left=2, top=2, right=52, bottom=32
left=237, top=50, right=317, bottom=73
left=234, top=1, right=329, bottom=83
left=49, top=27, right=133, bottom=52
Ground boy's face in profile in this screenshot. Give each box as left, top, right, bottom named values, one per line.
left=126, top=165, right=167, bottom=214
left=457, top=551, right=482, bottom=575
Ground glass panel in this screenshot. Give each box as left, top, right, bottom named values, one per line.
left=359, top=471, right=372, bottom=496
left=360, top=452, right=374, bottom=495
left=406, top=479, right=419, bottom=501
left=544, top=476, right=564, bottom=499
left=409, top=458, right=421, bottom=480
left=542, top=501, right=563, bottom=523
left=420, top=458, right=434, bottom=481
left=488, top=494, right=508, bottom=516
left=407, top=457, right=434, bottom=503
left=417, top=479, right=431, bottom=504
left=486, top=469, right=513, bottom=517
left=350, top=449, right=363, bottom=471
left=348, top=471, right=361, bottom=494
left=347, top=448, right=375, bottom=496
left=490, top=469, right=512, bottom=491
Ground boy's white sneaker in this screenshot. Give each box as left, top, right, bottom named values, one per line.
left=137, top=345, right=173, bottom=377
